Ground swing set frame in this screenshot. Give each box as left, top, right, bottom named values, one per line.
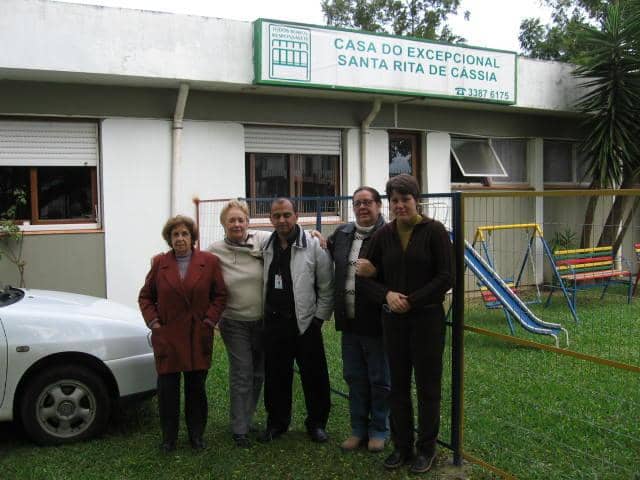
left=472, top=223, right=579, bottom=329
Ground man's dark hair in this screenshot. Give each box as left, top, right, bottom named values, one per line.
left=270, top=197, right=298, bottom=214
left=353, top=186, right=382, bottom=204
left=385, top=174, right=420, bottom=200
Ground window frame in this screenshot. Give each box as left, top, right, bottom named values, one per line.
left=1, top=166, right=99, bottom=227
left=30, top=166, right=99, bottom=225
left=543, top=140, right=592, bottom=188
left=388, top=131, right=421, bottom=182
left=450, top=137, right=508, bottom=178
left=450, top=136, right=531, bottom=189
left=0, top=118, right=102, bottom=232
left=245, top=152, right=341, bottom=218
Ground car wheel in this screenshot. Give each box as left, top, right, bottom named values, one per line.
left=20, top=365, right=111, bottom=445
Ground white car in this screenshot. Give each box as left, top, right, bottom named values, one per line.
left=0, top=286, right=157, bottom=445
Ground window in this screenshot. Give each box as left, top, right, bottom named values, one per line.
left=0, top=166, right=98, bottom=224
left=244, top=126, right=341, bottom=216
left=0, top=120, right=100, bottom=226
left=450, top=137, right=528, bottom=185
left=245, top=153, right=339, bottom=215
left=451, top=138, right=507, bottom=178
left=0, top=167, right=30, bottom=220
left=389, top=132, right=420, bottom=179
left=544, top=141, right=591, bottom=185
left=491, top=139, right=527, bottom=183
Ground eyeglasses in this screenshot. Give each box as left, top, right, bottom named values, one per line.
left=353, top=199, right=375, bottom=207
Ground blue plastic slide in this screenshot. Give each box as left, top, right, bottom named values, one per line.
left=460, top=237, right=569, bottom=347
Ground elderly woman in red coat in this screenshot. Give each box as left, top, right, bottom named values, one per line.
left=139, top=215, right=227, bottom=453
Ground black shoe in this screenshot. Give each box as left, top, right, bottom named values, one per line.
left=383, top=449, right=414, bottom=470
left=232, top=433, right=251, bottom=448
left=159, top=441, right=176, bottom=453
left=307, top=427, right=329, bottom=443
left=409, top=451, right=437, bottom=474
left=190, top=437, right=207, bottom=450
left=258, top=427, right=286, bottom=443
left=248, top=424, right=260, bottom=434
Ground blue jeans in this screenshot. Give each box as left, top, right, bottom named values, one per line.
left=341, top=332, right=391, bottom=440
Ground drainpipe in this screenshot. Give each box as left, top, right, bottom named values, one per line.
left=360, top=99, right=382, bottom=186
left=171, top=83, right=190, bottom=216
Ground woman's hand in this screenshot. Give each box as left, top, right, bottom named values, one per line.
left=355, top=258, right=377, bottom=278
left=310, top=230, right=327, bottom=249
left=385, top=291, right=410, bottom=314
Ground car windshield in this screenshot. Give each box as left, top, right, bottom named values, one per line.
left=0, top=285, right=25, bottom=307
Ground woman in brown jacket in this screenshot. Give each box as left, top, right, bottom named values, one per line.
left=139, top=215, right=227, bottom=453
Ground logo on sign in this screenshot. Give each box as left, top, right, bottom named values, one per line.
left=269, top=24, right=311, bottom=82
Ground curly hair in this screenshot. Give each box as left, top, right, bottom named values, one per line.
left=161, top=215, right=199, bottom=248
left=219, top=199, right=250, bottom=225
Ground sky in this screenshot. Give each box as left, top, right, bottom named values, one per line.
left=51, top=0, right=552, bottom=53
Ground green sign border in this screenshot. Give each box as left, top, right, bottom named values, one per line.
left=253, top=18, right=518, bottom=106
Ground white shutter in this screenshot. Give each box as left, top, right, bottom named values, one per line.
left=0, top=120, right=99, bottom=167
left=245, top=126, right=341, bottom=155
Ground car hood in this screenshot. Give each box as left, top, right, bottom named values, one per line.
left=10, top=289, right=143, bottom=325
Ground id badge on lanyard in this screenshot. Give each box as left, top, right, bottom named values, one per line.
left=274, top=273, right=284, bottom=290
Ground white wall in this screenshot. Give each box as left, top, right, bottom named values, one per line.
left=0, top=0, right=253, bottom=87
left=102, top=118, right=172, bottom=307
left=343, top=129, right=361, bottom=196
left=363, top=130, right=389, bottom=196
left=517, top=58, right=582, bottom=112
left=101, top=118, right=245, bottom=307
left=424, top=132, right=451, bottom=194
left=2, top=0, right=583, bottom=114
left=422, top=132, right=452, bottom=227
left=177, top=121, right=245, bottom=217
left=343, top=128, right=389, bottom=197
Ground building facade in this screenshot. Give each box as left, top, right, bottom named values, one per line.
left=1, top=0, right=604, bottom=306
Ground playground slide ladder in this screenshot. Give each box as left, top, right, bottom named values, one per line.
left=460, top=237, right=569, bottom=348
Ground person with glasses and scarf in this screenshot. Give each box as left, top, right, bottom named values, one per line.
left=327, top=186, right=390, bottom=454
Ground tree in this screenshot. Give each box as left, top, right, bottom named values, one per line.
left=321, top=0, right=469, bottom=42
left=519, top=0, right=610, bottom=62
left=0, top=188, right=27, bottom=287
left=520, top=1, right=640, bottom=252
left=572, top=0, right=640, bottom=251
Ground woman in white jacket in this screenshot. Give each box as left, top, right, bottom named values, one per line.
left=208, top=200, right=270, bottom=448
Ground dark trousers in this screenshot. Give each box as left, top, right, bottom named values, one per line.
left=382, top=304, right=446, bottom=455
left=157, top=370, right=208, bottom=443
left=263, top=316, right=331, bottom=432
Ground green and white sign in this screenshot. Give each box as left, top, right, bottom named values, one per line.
left=254, top=19, right=517, bottom=104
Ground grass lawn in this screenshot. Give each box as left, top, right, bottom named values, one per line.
left=459, top=286, right=640, bottom=479
left=0, top=288, right=637, bottom=479
left=0, top=329, right=464, bottom=480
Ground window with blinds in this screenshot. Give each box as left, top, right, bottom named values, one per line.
left=0, top=120, right=99, bottom=225
left=244, top=126, right=341, bottom=216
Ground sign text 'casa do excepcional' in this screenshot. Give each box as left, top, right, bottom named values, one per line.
left=254, top=19, right=517, bottom=105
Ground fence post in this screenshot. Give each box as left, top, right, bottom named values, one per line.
left=315, top=198, right=322, bottom=232
left=451, top=192, right=465, bottom=467
left=194, top=198, right=200, bottom=249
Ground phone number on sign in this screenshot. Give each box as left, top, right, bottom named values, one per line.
left=454, top=87, right=510, bottom=100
